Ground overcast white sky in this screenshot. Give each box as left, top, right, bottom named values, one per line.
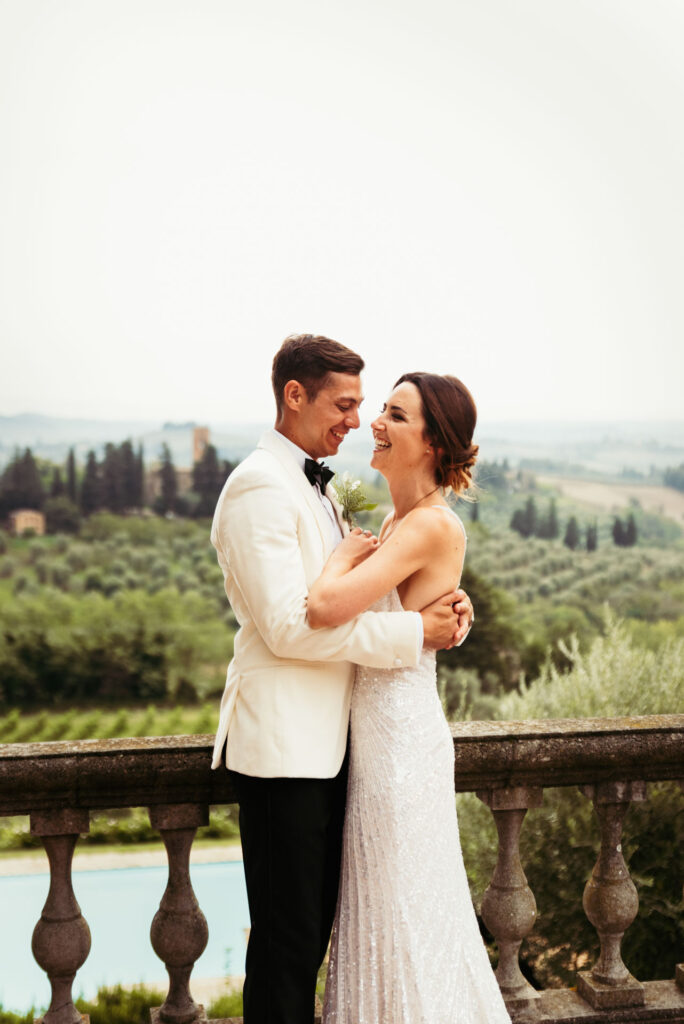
left=1, top=0, right=682, bottom=427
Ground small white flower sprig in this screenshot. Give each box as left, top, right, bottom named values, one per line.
left=331, top=471, right=377, bottom=528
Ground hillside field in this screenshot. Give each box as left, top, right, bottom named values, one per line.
left=536, top=476, right=684, bottom=524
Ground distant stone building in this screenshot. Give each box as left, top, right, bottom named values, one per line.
left=143, top=426, right=212, bottom=505
left=193, top=427, right=210, bottom=465
left=9, top=509, right=46, bottom=536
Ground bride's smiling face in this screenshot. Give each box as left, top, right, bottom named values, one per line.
left=370, top=382, right=432, bottom=478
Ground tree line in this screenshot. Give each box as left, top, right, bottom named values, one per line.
left=664, top=462, right=684, bottom=492
left=509, top=496, right=637, bottom=549
left=0, top=441, right=234, bottom=530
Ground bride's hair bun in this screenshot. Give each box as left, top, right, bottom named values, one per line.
left=393, top=372, right=478, bottom=495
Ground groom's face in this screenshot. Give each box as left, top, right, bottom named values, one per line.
left=299, top=372, right=364, bottom=460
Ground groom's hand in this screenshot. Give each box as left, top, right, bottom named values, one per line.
left=420, top=588, right=474, bottom=650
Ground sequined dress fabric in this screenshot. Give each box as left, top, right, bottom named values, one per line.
left=323, top=585, right=511, bottom=1023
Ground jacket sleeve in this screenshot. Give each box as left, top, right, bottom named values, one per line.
left=212, top=466, right=420, bottom=669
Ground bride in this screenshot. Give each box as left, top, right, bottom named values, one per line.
left=307, top=372, right=511, bottom=1024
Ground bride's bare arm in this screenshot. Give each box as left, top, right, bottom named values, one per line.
left=307, top=510, right=459, bottom=629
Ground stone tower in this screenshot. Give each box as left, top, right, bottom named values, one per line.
left=193, top=426, right=210, bottom=464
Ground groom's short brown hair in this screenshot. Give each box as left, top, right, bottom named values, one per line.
left=272, top=334, right=364, bottom=414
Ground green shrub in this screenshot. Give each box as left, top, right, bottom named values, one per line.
left=84, top=568, right=105, bottom=592
left=498, top=610, right=683, bottom=719
left=12, top=573, right=36, bottom=596
left=129, top=550, right=149, bottom=573
left=87, top=808, right=159, bottom=845
left=65, top=544, right=90, bottom=572
left=75, top=984, right=165, bottom=1024
left=198, top=805, right=240, bottom=841
left=0, top=1004, right=35, bottom=1023
left=25, top=540, right=44, bottom=564
left=0, top=556, right=16, bottom=579
left=101, top=574, right=124, bottom=597
left=49, top=560, right=71, bottom=590
left=149, top=558, right=169, bottom=580
left=206, top=989, right=243, bottom=1018
left=438, top=666, right=500, bottom=720
left=34, top=560, right=49, bottom=584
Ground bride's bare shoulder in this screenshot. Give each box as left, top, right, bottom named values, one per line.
left=406, top=505, right=465, bottom=545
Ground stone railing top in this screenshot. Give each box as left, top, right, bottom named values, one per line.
left=448, top=713, right=684, bottom=791
left=0, top=715, right=682, bottom=814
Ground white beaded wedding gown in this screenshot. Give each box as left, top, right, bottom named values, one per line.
left=323, top=512, right=511, bottom=1024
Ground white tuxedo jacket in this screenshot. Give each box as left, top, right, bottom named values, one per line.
left=210, top=429, right=421, bottom=778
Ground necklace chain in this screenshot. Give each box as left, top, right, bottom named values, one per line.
left=384, top=485, right=441, bottom=541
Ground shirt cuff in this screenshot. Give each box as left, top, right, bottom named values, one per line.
left=414, top=612, right=424, bottom=660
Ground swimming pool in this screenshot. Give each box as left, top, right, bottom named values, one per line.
left=0, top=860, right=249, bottom=1013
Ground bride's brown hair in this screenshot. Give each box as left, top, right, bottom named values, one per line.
left=394, top=372, right=479, bottom=494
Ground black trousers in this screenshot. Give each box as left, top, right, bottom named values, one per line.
left=231, top=759, right=348, bottom=1024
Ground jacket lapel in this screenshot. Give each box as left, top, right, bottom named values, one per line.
left=257, top=430, right=335, bottom=555
left=326, top=486, right=350, bottom=537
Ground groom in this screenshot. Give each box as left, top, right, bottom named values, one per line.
left=211, top=334, right=473, bottom=1023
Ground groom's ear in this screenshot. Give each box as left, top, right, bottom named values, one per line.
left=283, top=379, right=307, bottom=412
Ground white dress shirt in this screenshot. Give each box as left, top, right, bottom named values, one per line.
left=275, top=431, right=343, bottom=547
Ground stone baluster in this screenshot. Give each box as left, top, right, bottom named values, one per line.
left=149, top=804, right=210, bottom=1024
left=477, top=786, right=543, bottom=1022
left=30, top=809, right=91, bottom=1024
left=677, top=780, right=684, bottom=991
left=576, top=780, right=647, bottom=1009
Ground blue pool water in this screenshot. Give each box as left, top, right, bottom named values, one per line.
left=0, top=860, right=250, bottom=1013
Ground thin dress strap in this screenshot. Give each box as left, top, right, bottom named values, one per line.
left=429, top=504, right=467, bottom=549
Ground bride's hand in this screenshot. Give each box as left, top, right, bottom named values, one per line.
left=330, top=527, right=379, bottom=570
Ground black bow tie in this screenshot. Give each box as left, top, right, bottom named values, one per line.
left=304, top=458, right=334, bottom=491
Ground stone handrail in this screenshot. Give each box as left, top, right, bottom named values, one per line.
left=1, top=715, right=683, bottom=1024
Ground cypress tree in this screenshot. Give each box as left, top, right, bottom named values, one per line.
left=20, top=449, right=45, bottom=509
left=624, top=512, right=638, bottom=547
left=563, top=515, right=580, bottom=550
left=159, top=444, right=178, bottom=515
left=536, top=498, right=559, bottom=540
left=102, top=443, right=124, bottom=513
left=81, top=451, right=101, bottom=515
left=135, top=444, right=145, bottom=508
left=510, top=496, right=538, bottom=538
left=586, top=520, right=598, bottom=552
left=50, top=467, right=66, bottom=498
left=0, top=449, right=45, bottom=514
left=612, top=516, right=626, bottom=546
left=66, top=448, right=77, bottom=504
left=192, top=444, right=226, bottom=517
left=120, top=440, right=138, bottom=510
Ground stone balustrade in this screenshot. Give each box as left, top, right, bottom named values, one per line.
left=1, top=714, right=683, bottom=1024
